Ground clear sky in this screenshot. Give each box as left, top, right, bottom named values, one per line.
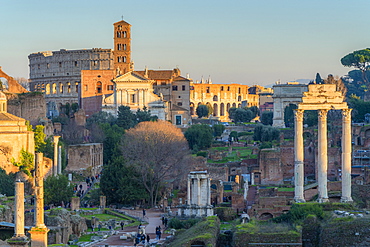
left=1, top=0, right=370, bottom=86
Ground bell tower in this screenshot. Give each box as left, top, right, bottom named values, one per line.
left=113, top=20, right=132, bottom=76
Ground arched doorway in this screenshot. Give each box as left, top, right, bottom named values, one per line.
left=190, top=102, right=195, bottom=115
left=259, top=212, right=273, bottom=220
left=220, top=103, right=225, bottom=116
left=213, top=103, right=218, bottom=116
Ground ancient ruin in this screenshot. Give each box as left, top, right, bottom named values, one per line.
left=29, top=153, right=49, bottom=247
left=294, top=84, right=352, bottom=203
left=179, top=171, right=214, bottom=217
left=7, top=181, right=28, bottom=247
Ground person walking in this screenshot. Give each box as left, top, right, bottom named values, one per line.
left=146, top=234, right=150, bottom=245
left=120, top=221, right=124, bottom=230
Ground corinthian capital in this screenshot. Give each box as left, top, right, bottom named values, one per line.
left=294, top=109, right=304, bottom=122
left=318, top=109, right=328, bottom=120
left=342, top=108, right=352, bottom=120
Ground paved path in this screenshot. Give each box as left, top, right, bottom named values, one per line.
left=94, top=208, right=169, bottom=247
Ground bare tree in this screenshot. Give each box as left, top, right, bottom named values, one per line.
left=121, top=120, right=191, bottom=207
left=14, top=77, right=29, bottom=91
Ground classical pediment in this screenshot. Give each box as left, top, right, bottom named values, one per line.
left=113, top=71, right=153, bottom=83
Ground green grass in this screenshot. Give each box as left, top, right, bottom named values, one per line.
left=78, top=233, right=98, bottom=242
left=278, top=187, right=294, bottom=192
left=81, top=213, right=128, bottom=221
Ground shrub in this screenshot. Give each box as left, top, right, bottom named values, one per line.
left=196, top=151, right=208, bottom=158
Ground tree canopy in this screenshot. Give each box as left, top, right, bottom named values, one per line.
left=0, top=168, right=16, bottom=196
left=44, top=175, right=74, bottom=205
left=196, top=105, right=209, bottom=118
left=121, top=120, right=190, bottom=207
left=100, top=156, right=148, bottom=205
left=253, top=124, right=280, bottom=142
left=341, top=48, right=370, bottom=86
left=184, top=124, right=213, bottom=151
left=261, top=111, right=273, bottom=125
left=117, top=105, right=137, bottom=129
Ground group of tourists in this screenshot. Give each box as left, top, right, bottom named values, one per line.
left=133, top=232, right=150, bottom=246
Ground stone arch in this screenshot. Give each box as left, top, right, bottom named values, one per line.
left=0, top=67, right=27, bottom=93
left=213, top=95, right=218, bottom=101
left=232, top=103, right=236, bottom=108
left=220, top=103, right=225, bottom=116
left=190, top=102, right=195, bottom=115
left=52, top=83, right=57, bottom=94
left=238, top=95, right=242, bottom=101
left=226, top=103, right=231, bottom=113
left=0, top=77, right=9, bottom=90
left=96, top=81, right=102, bottom=94
left=75, top=81, right=79, bottom=93
left=46, top=83, right=51, bottom=94
left=213, top=103, right=218, bottom=116
left=59, top=82, right=64, bottom=94
left=238, top=103, right=241, bottom=108
left=67, top=82, right=71, bottom=93
left=259, top=212, right=273, bottom=220
left=272, top=84, right=307, bottom=127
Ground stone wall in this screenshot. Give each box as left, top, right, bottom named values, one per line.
left=66, top=143, right=103, bottom=177
left=7, top=92, right=46, bottom=125
left=259, top=149, right=283, bottom=185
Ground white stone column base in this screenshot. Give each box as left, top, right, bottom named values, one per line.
left=294, top=197, right=306, bottom=203
left=317, top=197, right=329, bottom=203
left=340, top=196, right=353, bottom=203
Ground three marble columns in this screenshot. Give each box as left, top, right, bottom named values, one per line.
left=294, top=108, right=353, bottom=203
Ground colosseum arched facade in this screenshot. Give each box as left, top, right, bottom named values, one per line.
left=28, top=48, right=113, bottom=117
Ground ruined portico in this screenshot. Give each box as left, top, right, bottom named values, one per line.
left=294, top=84, right=352, bottom=203
left=179, top=171, right=214, bottom=217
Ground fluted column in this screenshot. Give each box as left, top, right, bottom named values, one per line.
left=294, top=109, right=305, bottom=202
left=318, top=109, right=329, bottom=203
left=341, top=108, right=353, bottom=202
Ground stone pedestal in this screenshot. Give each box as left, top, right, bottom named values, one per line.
left=99, top=196, right=106, bottom=209
left=29, top=227, right=49, bottom=247
left=71, top=197, right=80, bottom=211
left=7, top=237, right=29, bottom=247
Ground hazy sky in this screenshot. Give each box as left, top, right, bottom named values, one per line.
left=1, top=0, right=370, bottom=86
